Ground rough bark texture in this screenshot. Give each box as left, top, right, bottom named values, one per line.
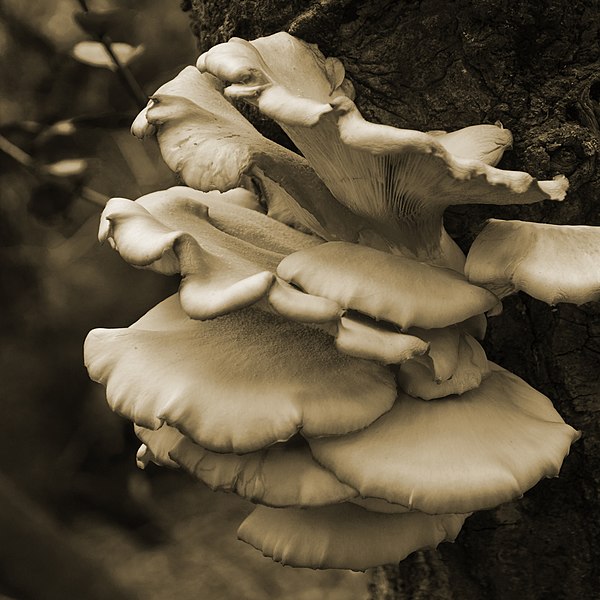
left=183, top=1, right=600, bottom=598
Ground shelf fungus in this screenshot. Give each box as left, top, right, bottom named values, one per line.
left=85, top=32, right=589, bottom=571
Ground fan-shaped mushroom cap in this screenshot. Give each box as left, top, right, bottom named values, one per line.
left=334, top=315, right=429, bottom=364
left=135, top=425, right=357, bottom=507
left=465, top=219, right=600, bottom=305
left=237, top=503, right=467, bottom=570
left=309, top=364, right=580, bottom=514
left=197, top=33, right=348, bottom=127
left=277, top=242, right=498, bottom=329
left=85, top=294, right=396, bottom=454
left=267, top=277, right=343, bottom=323
left=99, top=187, right=325, bottom=319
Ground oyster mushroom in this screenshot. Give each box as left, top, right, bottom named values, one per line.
left=83, top=32, right=589, bottom=571
left=397, top=331, right=490, bottom=399
left=466, top=219, right=600, bottom=304
left=276, top=242, right=499, bottom=329
left=237, top=503, right=467, bottom=571
left=85, top=294, right=396, bottom=454
left=309, top=364, right=579, bottom=514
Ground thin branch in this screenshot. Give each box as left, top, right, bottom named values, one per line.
left=0, top=133, right=108, bottom=208
left=81, top=186, right=109, bottom=207
left=76, top=0, right=148, bottom=109
left=0, top=134, right=35, bottom=170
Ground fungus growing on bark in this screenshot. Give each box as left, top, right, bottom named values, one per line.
left=85, top=32, right=592, bottom=571
left=237, top=503, right=467, bottom=570
left=465, top=219, right=600, bottom=304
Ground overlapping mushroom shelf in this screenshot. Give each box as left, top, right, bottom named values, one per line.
left=84, top=31, right=591, bottom=570
left=84, top=186, right=579, bottom=568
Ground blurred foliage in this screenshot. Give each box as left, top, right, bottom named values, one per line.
left=0, top=1, right=367, bottom=598
left=0, top=1, right=190, bottom=597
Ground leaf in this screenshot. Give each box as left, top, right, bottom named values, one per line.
left=71, top=41, right=144, bottom=71
left=43, top=159, right=88, bottom=178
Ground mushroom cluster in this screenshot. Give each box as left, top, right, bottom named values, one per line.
left=84, top=33, right=591, bottom=570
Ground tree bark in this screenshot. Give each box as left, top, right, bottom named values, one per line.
left=183, top=1, right=600, bottom=598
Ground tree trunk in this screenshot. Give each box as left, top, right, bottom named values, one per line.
left=183, top=1, right=600, bottom=598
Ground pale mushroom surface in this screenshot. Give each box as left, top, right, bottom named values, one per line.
left=85, top=295, right=396, bottom=453
left=198, top=32, right=567, bottom=266
left=135, top=425, right=358, bottom=507
left=237, top=503, right=467, bottom=571
left=134, top=65, right=371, bottom=244
left=466, top=219, right=600, bottom=304
left=82, top=31, right=588, bottom=572
left=334, top=315, right=430, bottom=364
left=432, top=123, right=513, bottom=166
left=309, top=364, right=579, bottom=514
left=277, top=241, right=498, bottom=329
left=397, top=332, right=491, bottom=399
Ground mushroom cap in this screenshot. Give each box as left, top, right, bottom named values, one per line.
left=267, top=277, right=343, bottom=323
left=135, top=425, right=357, bottom=507
left=309, top=363, right=580, bottom=514
left=465, top=219, right=600, bottom=305
left=99, top=187, right=324, bottom=320
left=237, top=503, right=467, bottom=570
left=85, top=294, right=396, bottom=453
left=334, top=314, right=429, bottom=365
left=405, top=325, right=463, bottom=382
left=197, top=33, right=349, bottom=127
left=277, top=241, right=498, bottom=329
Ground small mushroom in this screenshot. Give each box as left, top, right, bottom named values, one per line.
left=100, top=187, right=330, bottom=320
left=197, top=34, right=342, bottom=127
left=100, top=194, right=278, bottom=319
left=405, top=325, right=463, bottom=382
left=85, top=294, right=396, bottom=454
left=334, top=314, right=429, bottom=365
left=267, top=277, right=343, bottom=323
left=237, top=502, right=467, bottom=570
left=465, top=219, right=600, bottom=304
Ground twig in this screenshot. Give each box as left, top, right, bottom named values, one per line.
left=80, top=186, right=109, bottom=206
left=0, top=134, right=35, bottom=169
left=76, top=0, right=148, bottom=109
left=0, top=133, right=108, bottom=207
